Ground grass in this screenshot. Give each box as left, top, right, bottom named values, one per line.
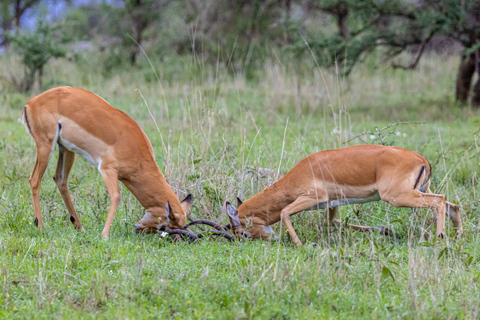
left=0, top=51, right=479, bottom=318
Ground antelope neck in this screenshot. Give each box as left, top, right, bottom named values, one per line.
left=238, top=181, right=293, bottom=226
left=121, top=165, right=183, bottom=215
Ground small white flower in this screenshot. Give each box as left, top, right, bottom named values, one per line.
left=370, top=135, right=376, bottom=140
left=160, top=232, right=168, bottom=238
left=403, top=133, right=407, bottom=137
left=396, top=131, right=401, bottom=136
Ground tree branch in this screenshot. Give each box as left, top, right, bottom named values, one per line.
left=391, top=36, right=431, bottom=70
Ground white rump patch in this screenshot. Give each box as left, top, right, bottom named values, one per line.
left=48, top=124, right=62, bottom=161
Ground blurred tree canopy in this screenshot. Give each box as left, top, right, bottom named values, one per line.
left=302, top=0, right=480, bottom=104
left=1, top=0, right=480, bottom=105
left=9, top=18, right=65, bottom=91
left=1, top=0, right=43, bottom=46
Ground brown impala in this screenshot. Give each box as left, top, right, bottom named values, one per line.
left=23, top=86, right=192, bottom=238
left=226, top=145, right=463, bottom=246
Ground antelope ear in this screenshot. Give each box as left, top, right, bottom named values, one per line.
left=236, top=197, right=243, bottom=207
left=165, top=202, right=182, bottom=226
left=165, top=202, right=173, bottom=221
left=180, top=194, right=193, bottom=214
left=226, top=202, right=241, bottom=227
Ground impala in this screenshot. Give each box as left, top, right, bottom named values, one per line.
left=23, top=86, right=192, bottom=238
left=226, top=145, right=463, bottom=246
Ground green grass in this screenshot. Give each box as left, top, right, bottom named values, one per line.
left=0, top=52, right=479, bottom=318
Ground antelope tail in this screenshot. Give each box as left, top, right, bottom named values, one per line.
left=22, top=106, right=33, bottom=137
left=413, top=161, right=432, bottom=191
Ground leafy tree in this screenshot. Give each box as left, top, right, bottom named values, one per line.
left=123, top=0, right=168, bottom=65
left=180, top=0, right=293, bottom=71
left=302, top=0, right=480, bottom=105
left=1, top=0, right=43, bottom=47
left=60, top=1, right=168, bottom=66
left=9, top=20, right=65, bottom=91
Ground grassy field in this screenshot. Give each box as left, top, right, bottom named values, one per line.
left=0, top=52, right=479, bottom=319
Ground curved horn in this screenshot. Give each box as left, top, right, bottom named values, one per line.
left=163, top=229, right=198, bottom=243
left=184, top=219, right=228, bottom=231
left=207, top=230, right=235, bottom=242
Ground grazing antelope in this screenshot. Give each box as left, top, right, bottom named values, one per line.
left=22, top=86, right=191, bottom=238
left=226, top=145, right=463, bottom=246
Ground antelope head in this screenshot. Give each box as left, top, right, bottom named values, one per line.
left=225, top=198, right=278, bottom=240
left=134, top=194, right=193, bottom=233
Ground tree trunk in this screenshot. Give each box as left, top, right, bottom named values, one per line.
left=37, top=65, right=43, bottom=90
left=1, top=6, right=12, bottom=48
left=130, top=50, right=138, bottom=66
left=471, top=80, right=480, bottom=106
left=337, top=9, right=348, bottom=40
left=24, top=69, right=35, bottom=92
left=455, top=53, right=476, bottom=103
left=284, top=0, right=292, bottom=44
left=129, top=0, right=146, bottom=66
left=130, top=19, right=144, bottom=66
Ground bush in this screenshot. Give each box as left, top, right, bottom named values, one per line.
left=9, top=20, right=65, bottom=92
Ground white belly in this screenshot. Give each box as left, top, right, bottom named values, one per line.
left=55, top=117, right=114, bottom=172
left=311, top=191, right=381, bottom=209
left=59, top=136, right=98, bottom=167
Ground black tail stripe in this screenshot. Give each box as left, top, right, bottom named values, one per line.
left=413, top=165, right=426, bottom=190
left=24, top=106, right=32, bottom=135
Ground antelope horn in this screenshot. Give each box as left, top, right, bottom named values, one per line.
left=207, top=230, right=235, bottom=242
left=184, top=219, right=228, bottom=231
left=163, top=229, right=198, bottom=243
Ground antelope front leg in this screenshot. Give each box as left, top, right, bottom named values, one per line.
left=436, top=198, right=446, bottom=238
left=100, top=167, right=120, bottom=238
left=281, top=196, right=326, bottom=246
left=281, top=211, right=302, bottom=246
